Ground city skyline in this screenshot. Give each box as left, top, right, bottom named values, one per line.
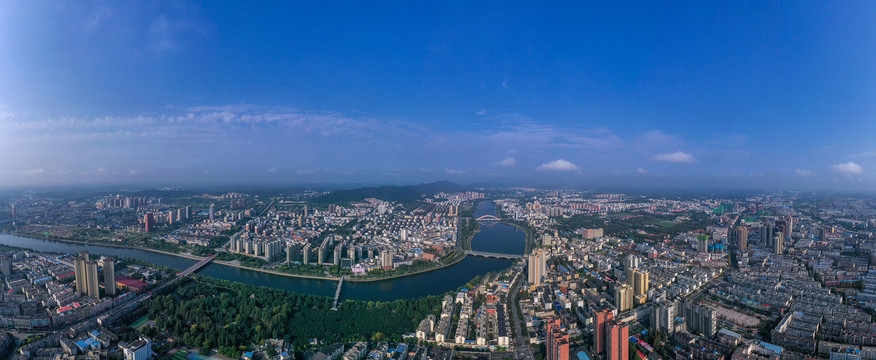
left=2, top=2, right=876, bottom=191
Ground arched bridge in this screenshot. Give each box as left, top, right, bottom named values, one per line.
left=464, top=250, right=523, bottom=259
left=476, top=215, right=501, bottom=221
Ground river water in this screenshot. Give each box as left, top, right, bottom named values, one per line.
left=0, top=201, right=525, bottom=301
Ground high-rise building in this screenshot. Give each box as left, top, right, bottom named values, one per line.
left=528, top=248, right=547, bottom=285
left=818, top=227, right=828, bottom=240
left=185, top=205, right=191, bottom=220
left=209, top=204, right=215, bottom=221
left=594, top=307, right=614, bottom=354
left=633, top=270, right=649, bottom=305
left=381, top=250, right=394, bottom=270
left=103, top=258, right=116, bottom=296
left=302, top=243, right=311, bottom=265
left=651, top=301, right=677, bottom=335
left=546, top=318, right=569, bottom=360
left=697, top=235, right=709, bottom=252
left=679, top=301, right=716, bottom=337
left=606, top=320, right=629, bottom=360
left=614, top=284, right=633, bottom=312
left=773, top=233, right=784, bottom=255
left=75, top=251, right=100, bottom=298
left=0, top=255, right=10, bottom=277
left=74, top=251, right=89, bottom=294
left=286, top=244, right=293, bottom=263
left=10, top=205, right=15, bottom=219
left=143, top=213, right=154, bottom=232
left=762, top=225, right=774, bottom=246
left=735, top=227, right=748, bottom=251
left=333, top=246, right=342, bottom=266
left=85, top=259, right=99, bottom=298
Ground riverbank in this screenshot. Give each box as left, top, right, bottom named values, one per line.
left=502, top=221, right=535, bottom=254
left=1, top=231, right=471, bottom=283
left=347, top=251, right=467, bottom=282
left=2, top=230, right=205, bottom=260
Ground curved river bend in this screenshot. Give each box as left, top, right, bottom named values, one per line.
left=0, top=202, right=524, bottom=301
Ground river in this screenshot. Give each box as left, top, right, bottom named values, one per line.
left=0, top=201, right=525, bottom=301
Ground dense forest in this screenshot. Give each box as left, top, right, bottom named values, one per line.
left=144, top=276, right=442, bottom=357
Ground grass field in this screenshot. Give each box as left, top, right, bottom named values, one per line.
left=129, top=315, right=148, bottom=329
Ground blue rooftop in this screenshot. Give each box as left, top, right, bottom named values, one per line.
left=759, top=342, right=783, bottom=355
left=576, top=352, right=591, bottom=360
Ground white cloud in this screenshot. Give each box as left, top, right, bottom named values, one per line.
left=652, top=151, right=695, bottom=163
left=267, top=168, right=277, bottom=173
left=637, top=168, right=649, bottom=174
left=128, top=170, right=141, bottom=175
left=476, top=109, right=488, bottom=116
left=22, top=169, right=44, bottom=176
left=444, top=168, right=465, bottom=175
left=832, top=161, right=863, bottom=175
left=498, top=157, right=517, bottom=167
left=794, top=169, right=813, bottom=177
left=537, top=159, right=580, bottom=171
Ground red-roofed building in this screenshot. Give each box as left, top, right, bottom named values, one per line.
left=115, top=276, right=148, bottom=292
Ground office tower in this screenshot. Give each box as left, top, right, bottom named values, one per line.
left=185, top=205, right=191, bottom=220
left=774, top=233, right=784, bottom=255
left=209, top=204, right=215, bottom=221
left=679, top=301, right=716, bottom=337
left=302, top=244, right=311, bottom=265
left=818, top=227, right=828, bottom=240
left=651, top=301, right=677, bottom=335
left=143, top=213, right=154, bottom=232
left=786, top=216, right=794, bottom=238
left=606, top=320, right=629, bottom=360
left=614, top=284, right=633, bottom=312
left=0, top=255, right=10, bottom=277
left=594, top=307, right=614, bottom=354
left=103, top=258, right=116, bottom=296
left=633, top=270, right=649, bottom=304
left=10, top=205, right=15, bottom=219
left=381, top=250, right=394, bottom=270
left=528, top=248, right=547, bottom=285
left=298, top=215, right=304, bottom=228
left=318, top=246, right=325, bottom=265
left=736, top=227, right=748, bottom=251
left=546, top=318, right=569, bottom=360
left=303, top=205, right=308, bottom=217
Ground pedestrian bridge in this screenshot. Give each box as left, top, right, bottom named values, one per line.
left=464, top=250, right=523, bottom=259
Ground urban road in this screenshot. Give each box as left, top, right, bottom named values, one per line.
left=508, top=269, right=534, bottom=360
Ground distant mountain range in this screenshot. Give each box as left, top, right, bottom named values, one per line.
left=315, top=180, right=465, bottom=204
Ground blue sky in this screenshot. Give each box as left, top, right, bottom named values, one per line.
left=1, top=2, right=875, bottom=190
